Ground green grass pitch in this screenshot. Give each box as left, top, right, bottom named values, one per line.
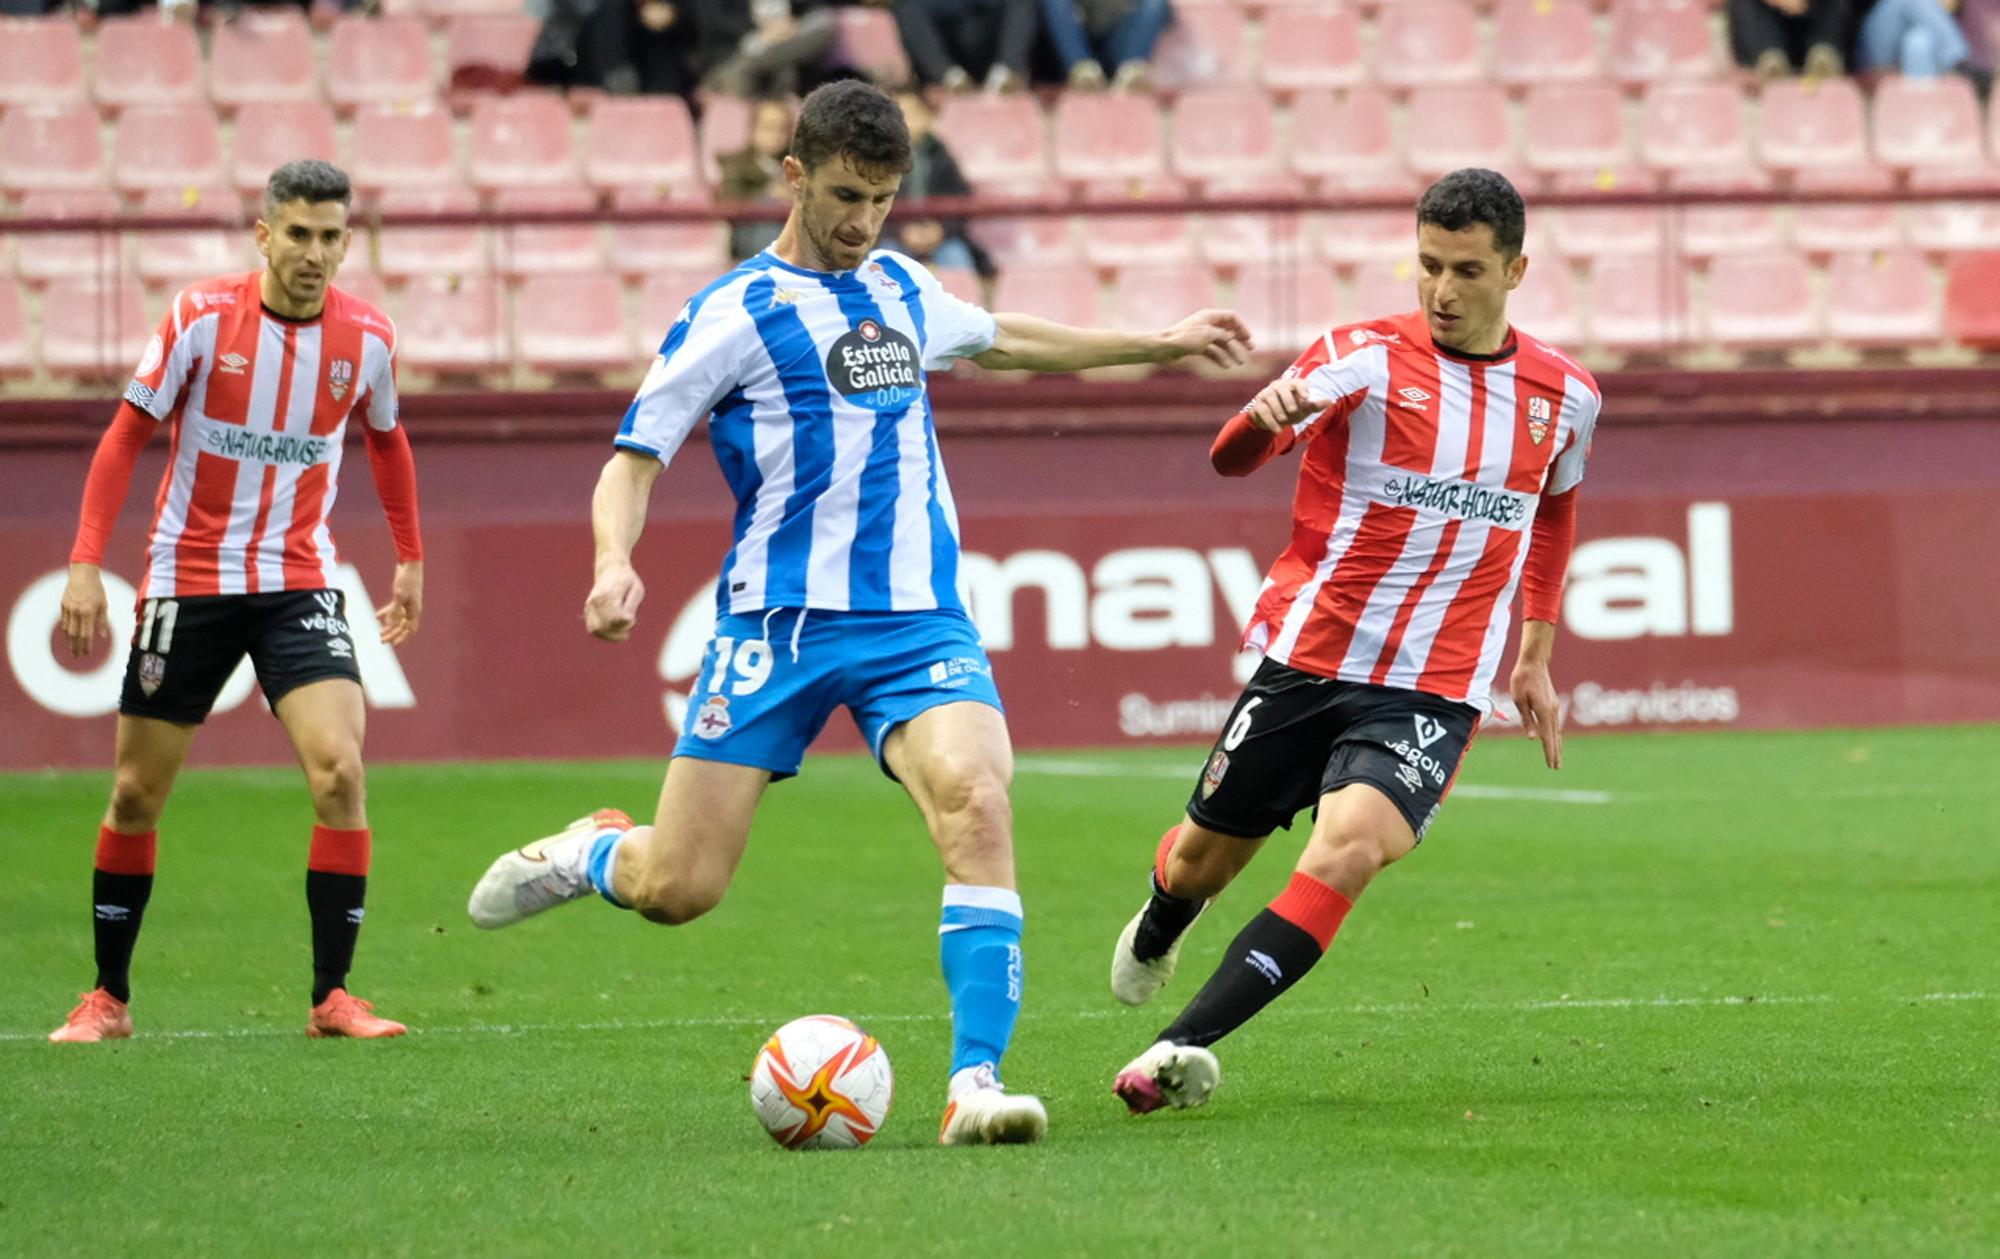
left=2, top=727, right=1996, bottom=1256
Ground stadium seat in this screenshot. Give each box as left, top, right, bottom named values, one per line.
left=605, top=188, right=728, bottom=277
left=1286, top=88, right=1399, bottom=189
left=934, top=94, right=1050, bottom=192
left=468, top=93, right=579, bottom=191
left=330, top=264, right=391, bottom=313
left=586, top=97, right=702, bottom=195
left=1545, top=167, right=1664, bottom=259
left=134, top=187, right=248, bottom=287
left=1506, top=263, right=1583, bottom=346
left=39, top=276, right=150, bottom=378
left=1231, top=259, right=1340, bottom=348
left=327, top=15, right=436, bottom=112
left=1168, top=86, right=1281, bottom=185
left=1198, top=177, right=1309, bottom=266
left=635, top=265, right=737, bottom=339
left=1790, top=165, right=1902, bottom=254
left=1053, top=93, right=1166, bottom=183
left=0, top=103, right=106, bottom=196
left=992, top=262, right=1100, bottom=328
left=979, top=214, right=1079, bottom=267
left=1404, top=86, right=1514, bottom=177
left=1640, top=83, right=1749, bottom=181
left=418, top=0, right=524, bottom=23
left=0, top=15, right=86, bottom=109
left=1871, top=76, right=1982, bottom=169
left=1077, top=179, right=1194, bottom=267
left=1586, top=254, right=1693, bottom=350
left=113, top=105, right=225, bottom=196
left=1701, top=252, right=1817, bottom=348
left=396, top=274, right=506, bottom=375
left=1522, top=82, right=1630, bottom=177
left=1757, top=78, right=1867, bottom=173
left=1943, top=251, right=2000, bottom=348
left=349, top=105, right=462, bottom=192
left=445, top=14, right=540, bottom=97
left=1152, top=0, right=1256, bottom=89
left=0, top=279, right=28, bottom=377
left=1106, top=263, right=1219, bottom=338
left=210, top=11, right=318, bottom=113
left=373, top=186, right=490, bottom=279
left=1903, top=165, right=2000, bottom=252
left=1607, top=0, right=1718, bottom=87
left=697, top=93, right=753, bottom=185
left=1343, top=259, right=1420, bottom=322
left=10, top=191, right=123, bottom=285
left=515, top=272, right=633, bottom=375
left=1675, top=166, right=1783, bottom=257
left=1825, top=249, right=1937, bottom=346
left=824, top=6, right=911, bottom=84
left=94, top=15, right=203, bottom=111
left=1491, top=0, right=1601, bottom=89
left=1373, top=2, right=1482, bottom=89
left=1257, top=4, right=1365, bottom=94
left=490, top=186, right=605, bottom=277
left=231, top=101, right=340, bottom=200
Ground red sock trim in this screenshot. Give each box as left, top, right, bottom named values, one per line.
left=1152, top=826, right=1181, bottom=893
left=1269, top=871, right=1353, bottom=952
left=95, top=826, right=157, bottom=876
left=308, top=826, right=371, bottom=877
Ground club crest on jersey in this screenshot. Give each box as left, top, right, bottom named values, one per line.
left=827, top=318, right=921, bottom=413
left=1527, top=396, right=1552, bottom=445
left=138, top=652, right=166, bottom=697
left=1201, top=750, right=1230, bottom=799
left=692, top=695, right=732, bottom=740
left=327, top=357, right=354, bottom=402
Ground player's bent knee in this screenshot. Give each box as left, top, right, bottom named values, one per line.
left=107, top=774, right=170, bottom=831
left=305, top=750, right=366, bottom=810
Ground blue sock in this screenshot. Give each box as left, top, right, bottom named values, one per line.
left=938, top=885, right=1024, bottom=1078
left=585, top=829, right=629, bottom=909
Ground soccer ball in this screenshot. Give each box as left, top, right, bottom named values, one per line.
left=749, top=1015, right=895, bottom=1150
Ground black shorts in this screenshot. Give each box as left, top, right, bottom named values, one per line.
left=118, top=589, right=363, bottom=725
left=1186, top=659, right=1482, bottom=842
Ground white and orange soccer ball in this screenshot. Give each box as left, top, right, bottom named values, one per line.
left=749, top=1015, right=894, bottom=1150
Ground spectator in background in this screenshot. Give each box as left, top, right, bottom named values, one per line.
left=894, top=88, right=995, bottom=278
left=1961, top=0, right=2000, bottom=88
left=693, top=0, right=837, bottom=97
left=893, top=0, right=1037, bottom=92
left=528, top=0, right=699, bottom=98
left=717, top=96, right=794, bottom=259
left=1041, top=0, right=1172, bottom=91
left=1858, top=0, right=1971, bottom=77
left=1728, top=0, right=1856, bottom=77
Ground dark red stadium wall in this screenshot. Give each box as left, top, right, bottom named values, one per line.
left=4, top=372, right=1998, bottom=770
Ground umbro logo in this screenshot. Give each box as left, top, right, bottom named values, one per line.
left=93, top=904, right=131, bottom=922
left=1414, top=714, right=1448, bottom=749
left=1246, top=950, right=1283, bottom=984
left=1395, top=385, right=1431, bottom=410
left=346, top=908, right=365, bottom=925
left=218, top=352, right=249, bottom=375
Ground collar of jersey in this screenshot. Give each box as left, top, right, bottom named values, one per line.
left=755, top=249, right=865, bottom=281
left=1428, top=326, right=1518, bottom=364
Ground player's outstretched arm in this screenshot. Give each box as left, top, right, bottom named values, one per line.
left=971, top=309, right=1253, bottom=373
left=585, top=450, right=663, bottom=643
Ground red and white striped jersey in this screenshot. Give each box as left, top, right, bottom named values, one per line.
left=1242, top=310, right=1601, bottom=710
left=121, top=271, right=399, bottom=599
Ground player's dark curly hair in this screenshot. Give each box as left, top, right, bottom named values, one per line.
left=1417, top=168, right=1526, bottom=256
left=790, top=80, right=913, bottom=176
left=263, top=159, right=352, bottom=215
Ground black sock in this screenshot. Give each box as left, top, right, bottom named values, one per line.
left=1157, top=909, right=1327, bottom=1049
left=92, top=870, right=154, bottom=1004
left=307, top=870, right=367, bottom=1005
left=1132, top=872, right=1206, bottom=962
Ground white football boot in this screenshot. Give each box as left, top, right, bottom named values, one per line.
left=938, top=1064, right=1049, bottom=1146
left=467, top=809, right=633, bottom=929
left=1112, top=1041, right=1221, bottom=1115
left=1109, top=899, right=1206, bottom=1006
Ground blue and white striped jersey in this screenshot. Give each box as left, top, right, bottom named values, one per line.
left=616, top=249, right=998, bottom=616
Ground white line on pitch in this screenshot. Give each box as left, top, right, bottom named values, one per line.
left=1015, top=759, right=1615, bottom=804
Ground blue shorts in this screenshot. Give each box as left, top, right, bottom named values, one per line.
left=673, top=607, right=1004, bottom=780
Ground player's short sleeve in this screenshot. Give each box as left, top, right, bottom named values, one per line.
left=615, top=286, right=752, bottom=465
left=1285, top=330, right=1380, bottom=444
left=122, top=290, right=202, bottom=421
left=888, top=253, right=996, bottom=371
left=1546, top=382, right=1600, bottom=495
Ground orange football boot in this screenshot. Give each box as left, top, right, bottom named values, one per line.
left=49, top=988, right=133, bottom=1044
left=307, top=989, right=408, bottom=1039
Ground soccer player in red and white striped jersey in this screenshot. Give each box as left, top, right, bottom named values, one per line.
left=1111, top=170, right=1601, bottom=1113
left=48, top=160, right=423, bottom=1045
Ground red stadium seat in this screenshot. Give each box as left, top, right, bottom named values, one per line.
left=1586, top=254, right=1693, bottom=350
left=1507, top=263, right=1582, bottom=346
left=10, top=191, right=122, bottom=285
left=113, top=104, right=225, bottom=196
left=1522, top=82, right=1630, bottom=177
left=606, top=188, right=728, bottom=278
left=418, top=0, right=523, bottom=23
left=0, top=279, right=29, bottom=377
left=231, top=101, right=340, bottom=199
left=397, top=274, right=506, bottom=374
left=1404, top=86, right=1513, bottom=178
left=1903, top=165, right=2000, bottom=252
left=1198, top=177, right=1309, bottom=265
left=1287, top=88, right=1399, bottom=189
left=330, top=264, right=390, bottom=312
left=39, top=276, right=150, bottom=378
left=1152, top=0, right=1256, bottom=89
left=1078, top=178, right=1194, bottom=267
left=1545, top=167, right=1663, bottom=259
left=980, top=214, right=1079, bottom=267
left=94, top=15, right=203, bottom=111
left=349, top=105, right=462, bottom=192
left=491, top=186, right=605, bottom=277
left=1310, top=164, right=1422, bottom=268
left=1492, top=0, right=1601, bottom=89
left=1825, top=250, right=1937, bottom=346
left=697, top=94, right=753, bottom=186
left=0, top=15, right=86, bottom=109
left=1675, top=166, right=1783, bottom=257
left=445, top=14, right=540, bottom=97
left=1943, top=251, right=2000, bottom=348
left=1343, top=259, right=1420, bottom=322
left=1106, top=262, right=1219, bottom=333
left=516, top=271, right=632, bottom=375
left=1375, top=2, right=1482, bottom=90
left=468, top=93, right=579, bottom=191
left=1640, top=83, right=1749, bottom=182
left=825, top=6, right=910, bottom=84
left=1231, top=260, right=1340, bottom=349
left=934, top=94, right=1049, bottom=192
left=1871, top=76, right=1981, bottom=169
left=1169, top=86, right=1280, bottom=185
left=210, top=11, right=318, bottom=112
left=1258, top=4, right=1365, bottom=94
left=635, top=265, right=735, bottom=339
left=1757, top=78, right=1867, bottom=173
left=0, top=104, right=106, bottom=196
left=1701, top=252, right=1817, bottom=347
left=1054, top=93, right=1166, bottom=183
left=373, top=185, right=490, bottom=279
left=327, top=16, right=436, bottom=113
left=992, top=262, right=1100, bottom=327
left=1607, top=0, right=1718, bottom=87
left=134, top=187, right=248, bottom=286
left=586, top=97, right=702, bottom=195
left=1790, top=164, right=1901, bottom=254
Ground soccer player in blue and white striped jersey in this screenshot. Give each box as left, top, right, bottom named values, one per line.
left=469, top=79, right=1252, bottom=1145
